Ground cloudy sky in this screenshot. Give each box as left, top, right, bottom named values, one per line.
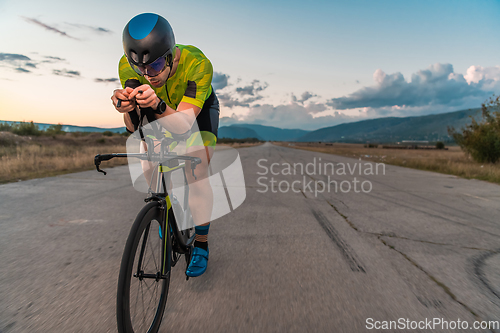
left=1, top=0, right=500, bottom=130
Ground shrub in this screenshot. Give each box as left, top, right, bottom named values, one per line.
left=0, top=122, right=13, bottom=132
left=45, top=124, right=65, bottom=135
left=102, top=131, right=114, bottom=137
left=96, top=138, right=106, bottom=144
left=448, top=95, right=500, bottom=163
left=435, top=141, right=445, bottom=149
left=11, top=121, right=41, bottom=136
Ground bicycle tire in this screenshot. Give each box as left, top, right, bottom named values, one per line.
left=117, top=201, right=171, bottom=333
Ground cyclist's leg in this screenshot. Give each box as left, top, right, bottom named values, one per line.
left=185, top=90, right=219, bottom=229
left=185, top=144, right=215, bottom=227
left=184, top=143, right=213, bottom=277
left=184, top=90, right=219, bottom=277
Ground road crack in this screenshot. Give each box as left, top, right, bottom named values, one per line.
left=377, top=234, right=498, bottom=252
left=328, top=200, right=494, bottom=328
left=326, top=201, right=497, bottom=252
left=378, top=237, right=484, bottom=323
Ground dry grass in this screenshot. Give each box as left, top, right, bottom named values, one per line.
left=0, top=131, right=264, bottom=184
left=275, top=142, right=500, bottom=184
left=0, top=132, right=128, bottom=184
left=218, top=142, right=264, bottom=149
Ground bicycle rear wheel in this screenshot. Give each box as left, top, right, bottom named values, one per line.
left=117, top=202, right=171, bottom=333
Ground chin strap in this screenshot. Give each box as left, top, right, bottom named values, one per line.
left=164, top=54, right=174, bottom=105
left=165, top=75, right=172, bottom=105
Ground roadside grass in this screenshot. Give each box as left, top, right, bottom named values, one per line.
left=218, top=142, right=264, bottom=149
left=217, top=137, right=264, bottom=149
left=275, top=142, right=500, bottom=184
left=0, top=132, right=128, bottom=184
left=0, top=131, right=264, bottom=184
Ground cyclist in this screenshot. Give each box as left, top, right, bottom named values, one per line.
left=111, top=13, right=219, bottom=277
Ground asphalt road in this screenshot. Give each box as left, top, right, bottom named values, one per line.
left=1, top=142, right=499, bottom=333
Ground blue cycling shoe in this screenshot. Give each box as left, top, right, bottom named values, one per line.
left=186, top=247, right=209, bottom=277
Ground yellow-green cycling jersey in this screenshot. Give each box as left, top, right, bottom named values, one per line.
left=119, top=44, right=219, bottom=147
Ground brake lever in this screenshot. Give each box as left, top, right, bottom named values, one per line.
left=94, top=155, right=107, bottom=175
left=96, top=164, right=107, bottom=175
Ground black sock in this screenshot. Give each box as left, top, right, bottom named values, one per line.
left=194, top=240, right=208, bottom=251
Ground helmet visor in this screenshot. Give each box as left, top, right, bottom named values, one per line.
left=130, top=55, right=167, bottom=77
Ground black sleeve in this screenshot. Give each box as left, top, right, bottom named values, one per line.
left=125, top=79, right=142, bottom=131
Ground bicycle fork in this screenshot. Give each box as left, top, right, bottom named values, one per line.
left=133, top=204, right=171, bottom=282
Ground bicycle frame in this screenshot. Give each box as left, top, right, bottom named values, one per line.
left=95, top=135, right=200, bottom=281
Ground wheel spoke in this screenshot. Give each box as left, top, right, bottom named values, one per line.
left=147, top=223, right=159, bottom=271
left=140, top=283, right=146, bottom=330
left=132, top=276, right=141, bottom=325
left=142, top=228, right=152, bottom=270
left=145, top=282, right=158, bottom=321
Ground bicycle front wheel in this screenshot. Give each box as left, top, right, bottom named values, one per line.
left=117, top=202, right=171, bottom=333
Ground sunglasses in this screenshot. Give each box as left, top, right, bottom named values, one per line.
left=129, top=52, right=170, bottom=77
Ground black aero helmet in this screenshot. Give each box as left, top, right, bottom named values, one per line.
left=123, top=13, right=175, bottom=76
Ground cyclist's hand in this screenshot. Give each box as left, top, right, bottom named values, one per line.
left=129, top=85, right=159, bottom=109
left=112, top=88, right=136, bottom=113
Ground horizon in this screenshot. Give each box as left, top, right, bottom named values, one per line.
left=1, top=1, right=499, bottom=130
left=0, top=105, right=481, bottom=132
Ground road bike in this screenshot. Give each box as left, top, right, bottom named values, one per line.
left=94, top=128, right=201, bottom=333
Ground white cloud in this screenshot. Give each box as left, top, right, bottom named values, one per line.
left=234, top=102, right=354, bottom=130
left=327, top=63, right=492, bottom=115
left=464, top=65, right=500, bottom=91
left=217, top=63, right=500, bottom=130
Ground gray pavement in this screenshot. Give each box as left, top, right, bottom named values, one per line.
left=1, top=142, right=499, bottom=332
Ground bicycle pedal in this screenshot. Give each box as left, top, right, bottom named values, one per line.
left=185, top=275, right=189, bottom=281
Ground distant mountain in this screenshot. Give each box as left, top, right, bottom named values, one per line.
left=0, top=120, right=126, bottom=133
left=1, top=107, right=485, bottom=143
left=227, top=124, right=309, bottom=141
left=297, top=108, right=482, bottom=143
left=218, top=126, right=263, bottom=140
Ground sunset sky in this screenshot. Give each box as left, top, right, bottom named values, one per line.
left=1, top=0, right=500, bottom=130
